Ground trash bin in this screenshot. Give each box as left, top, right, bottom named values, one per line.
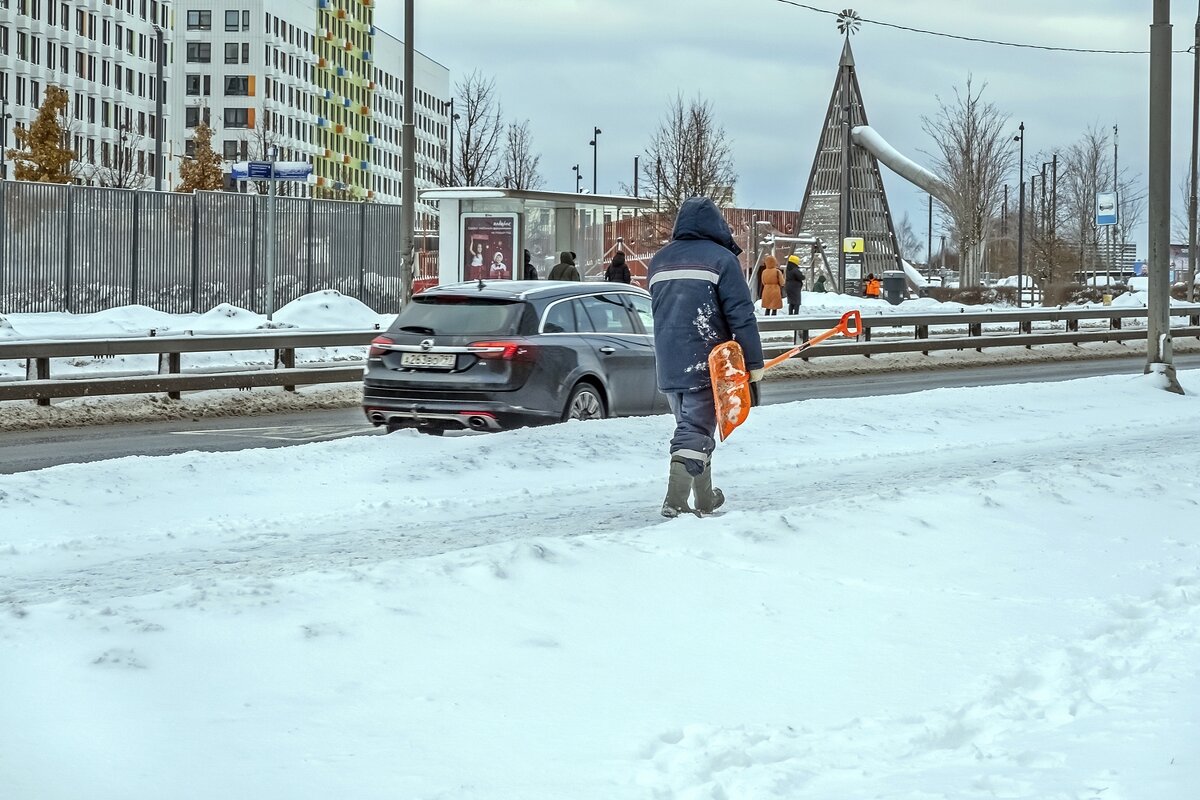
left=882, top=270, right=907, bottom=305
left=1102, top=293, right=1113, bottom=306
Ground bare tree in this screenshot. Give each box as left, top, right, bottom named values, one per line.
left=922, top=77, right=1014, bottom=287
left=1172, top=172, right=1194, bottom=243
left=639, top=94, right=737, bottom=216
left=446, top=70, right=504, bottom=187
left=895, top=211, right=923, bottom=262
left=1057, top=125, right=1142, bottom=279
left=500, top=119, right=543, bottom=190
left=241, top=117, right=300, bottom=196
left=94, top=124, right=149, bottom=189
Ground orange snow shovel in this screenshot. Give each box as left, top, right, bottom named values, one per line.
left=709, top=309, right=862, bottom=441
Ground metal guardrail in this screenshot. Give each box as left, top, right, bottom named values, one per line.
left=758, top=304, right=1200, bottom=356
left=0, top=330, right=376, bottom=405
left=2, top=305, right=1199, bottom=405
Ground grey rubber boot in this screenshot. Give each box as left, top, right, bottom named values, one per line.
left=692, top=462, right=725, bottom=515
left=661, top=457, right=697, bottom=518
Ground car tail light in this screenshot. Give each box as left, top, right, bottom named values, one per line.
left=469, top=340, right=536, bottom=362
left=369, top=336, right=393, bottom=357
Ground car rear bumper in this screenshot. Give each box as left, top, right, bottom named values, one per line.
left=362, top=388, right=560, bottom=432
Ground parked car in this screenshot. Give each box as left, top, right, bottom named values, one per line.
left=363, top=281, right=665, bottom=434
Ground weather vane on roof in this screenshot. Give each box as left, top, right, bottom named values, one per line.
left=837, top=8, right=861, bottom=37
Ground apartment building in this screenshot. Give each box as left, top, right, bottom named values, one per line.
left=173, top=0, right=448, bottom=223
left=0, top=0, right=172, bottom=186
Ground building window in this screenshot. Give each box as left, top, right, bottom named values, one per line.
left=241, top=42, right=249, bottom=63
left=185, top=74, right=201, bottom=95
left=242, top=9, right=250, bottom=30
left=224, top=42, right=238, bottom=64
left=186, top=10, right=211, bottom=31
left=223, top=140, right=238, bottom=159
left=224, top=10, right=238, bottom=31
left=224, top=75, right=249, bottom=96
left=185, top=139, right=196, bottom=158
left=185, top=106, right=200, bottom=128
left=186, top=42, right=210, bottom=63
left=224, top=107, right=248, bottom=128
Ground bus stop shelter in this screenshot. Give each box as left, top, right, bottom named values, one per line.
left=420, top=187, right=654, bottom=287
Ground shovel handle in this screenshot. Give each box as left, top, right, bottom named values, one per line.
left=764, top=309, right=863, bottom=370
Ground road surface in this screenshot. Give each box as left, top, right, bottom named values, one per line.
left=3, top=352, right=1197, bottom=474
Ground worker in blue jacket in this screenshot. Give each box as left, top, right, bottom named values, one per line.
left=648, top=197, right=765, bottom=517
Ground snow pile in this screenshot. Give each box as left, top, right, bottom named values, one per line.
left=0, top=292, right=393, bottom=341
left=272, top=289, right=386, bottom=331
left=2, top=371, right=1199, bottom=798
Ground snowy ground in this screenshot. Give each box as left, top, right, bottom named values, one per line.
left=1, top=369, right=1198, bottom=799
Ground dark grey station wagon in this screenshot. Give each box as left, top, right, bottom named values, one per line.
left=363, top=281, right=665, bottom=434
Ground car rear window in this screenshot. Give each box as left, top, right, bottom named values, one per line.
left=391, top=297, right=523, bottom=336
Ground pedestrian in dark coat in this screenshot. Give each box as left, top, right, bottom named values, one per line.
left=523, top=249, right=538, bottom=280
left=649, top=197, right=765, bottom=518
left=548, top=251, right=580, bottom=281
left=785, top=254, right=805, bottom=314
left=605, top=251, right=632, bottom=284
left=813, top=274, right=828, bottom=293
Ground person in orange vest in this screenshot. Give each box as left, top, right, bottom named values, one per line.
left=864, top=273, right=881, bottom=298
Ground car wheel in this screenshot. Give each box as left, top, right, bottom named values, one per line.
left=563, top=382, right=606, bottom=422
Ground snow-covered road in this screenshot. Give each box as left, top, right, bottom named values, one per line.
left=2, top=370, right=1199, bottom=798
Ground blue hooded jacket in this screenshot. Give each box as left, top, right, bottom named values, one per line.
left=648, top=197, right=764, bottom=392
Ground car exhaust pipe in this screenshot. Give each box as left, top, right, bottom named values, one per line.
left=369, top=412, right=385, bottom=424
left=468, top=416, right=488, bottom=430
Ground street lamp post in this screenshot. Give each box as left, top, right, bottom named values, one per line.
left=1147, top=0, right=1181, bottom=390
left=572, top=164, right=582, bottom=193
left=447, top=98, right=459, bottom=185
left=1190, top=5, right=1200, bottom=302
left=1014, top=122, right=1025, bottom=307
left=588, top=127, right=601, bottom=194
left=926, top=193, right=933, bottom=278
left=633, top=155, right=639, bottom=198
left=0, top=95, right=11, bottom=180
left=153, top=24, right=164, bottom=191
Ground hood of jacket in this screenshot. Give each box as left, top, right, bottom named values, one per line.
left=558, top=251, right=575, bottom=265
left=610, top=252, right=626, bottom=268
left=670, top=197, right=742, bottom=256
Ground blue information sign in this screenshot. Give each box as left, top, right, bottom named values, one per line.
left=231, top=161, right=313, bottom=181
left=1095, top=192, right=1118, bottom=226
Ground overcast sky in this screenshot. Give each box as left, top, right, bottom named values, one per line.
left=381, top=0, right=1198, bottom=258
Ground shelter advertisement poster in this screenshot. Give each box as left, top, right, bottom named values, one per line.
left=462, top=214, right=519, bottom=281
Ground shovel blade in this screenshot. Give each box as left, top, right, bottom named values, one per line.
left=708, top=340, right=753, bottom=441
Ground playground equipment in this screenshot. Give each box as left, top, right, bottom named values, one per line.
left=793, top=31, right=956, bottom=296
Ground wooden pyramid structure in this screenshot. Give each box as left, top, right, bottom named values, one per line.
left=795, top=38, right=902, bottom=288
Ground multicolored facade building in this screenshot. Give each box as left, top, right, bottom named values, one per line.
left=171, top=0, right=448, bottom=223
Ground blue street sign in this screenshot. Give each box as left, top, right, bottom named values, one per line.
left=1095, top=192, right=1118, bottom=226
left=230, top=160, right=313, bottom=181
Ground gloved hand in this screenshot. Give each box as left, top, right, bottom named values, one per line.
left=748, top=367, right=764, bottom=407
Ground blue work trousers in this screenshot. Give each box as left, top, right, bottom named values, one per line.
left=666, top=389, right=717, bottom=476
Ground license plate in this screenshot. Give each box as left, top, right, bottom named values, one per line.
left=400, top=352, right=456, bottom=368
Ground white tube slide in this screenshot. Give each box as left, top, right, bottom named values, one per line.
left=851, top=125, right=952, bottom=205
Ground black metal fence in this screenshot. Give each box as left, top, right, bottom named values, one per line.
left=0, top=181, right=407, bottom=314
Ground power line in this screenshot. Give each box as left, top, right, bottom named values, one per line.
left=770, top=1, right=1193, bottom=55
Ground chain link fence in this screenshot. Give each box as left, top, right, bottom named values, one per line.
left=0, top=181, right=418, bottom=315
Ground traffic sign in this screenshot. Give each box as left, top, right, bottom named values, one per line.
left=1096, top=192, right=1118, bottom=226
left=231, top=161, right=313, bottom=181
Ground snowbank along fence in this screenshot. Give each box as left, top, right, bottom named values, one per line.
left=0, top=181, right=436, bottom=315
left=2, top=306, right=1199, bottom=406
